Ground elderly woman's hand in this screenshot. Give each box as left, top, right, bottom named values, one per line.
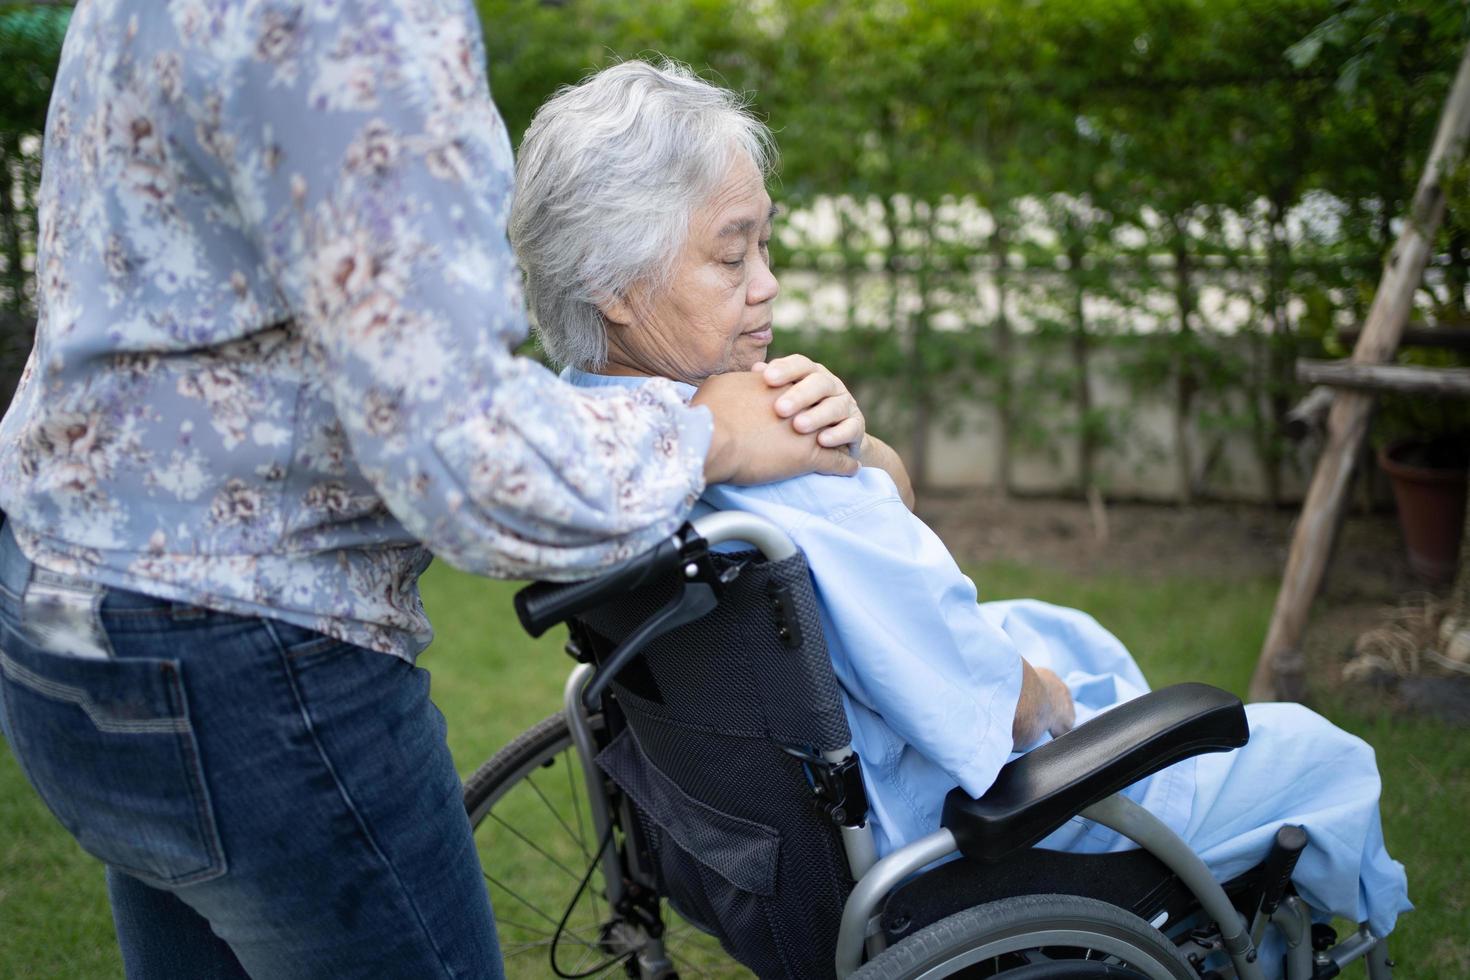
left=755, top=355, right=916, bottom=508
left=1012, top=662, right=1077, bottom=749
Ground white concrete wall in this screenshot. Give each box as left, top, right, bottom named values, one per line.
left=911, top=342, right=1321, bottom=501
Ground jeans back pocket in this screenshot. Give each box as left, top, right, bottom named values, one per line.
left=0, top=628, right=226, bottom=887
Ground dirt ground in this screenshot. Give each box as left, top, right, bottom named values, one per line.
left=915, top=489, right=1470, bottom=723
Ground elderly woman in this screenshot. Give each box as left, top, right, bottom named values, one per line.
left=510, top=59, right=1411, bottom=968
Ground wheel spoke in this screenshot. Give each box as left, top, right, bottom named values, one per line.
left=468, top=718, right=755, bottom=978
left=668, top=946, right=715, bottom=979
left=481, top=868, right=598, bottom=950
left=492, top=916, right=557, bottom=940
left=499, top=921, right=610, bottom=966
left=524, top=767, right=595, bottom=863
left=502, top=936, right=607, bottom=958
left=487, top=809, right=589, bottom=885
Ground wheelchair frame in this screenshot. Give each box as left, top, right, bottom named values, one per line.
left=516, top=511, right=1396, bottom=980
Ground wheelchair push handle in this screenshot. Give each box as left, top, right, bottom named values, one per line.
left=1257, top=823, right=1308, bottom=918
left=515, top=534, right=686, bottom=637
left=513, top=512, right=798, bottom=637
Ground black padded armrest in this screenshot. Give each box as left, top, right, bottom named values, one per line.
left=942, top=682, right=1248, bottom=862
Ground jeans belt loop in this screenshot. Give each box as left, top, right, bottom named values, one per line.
left=21, top=566, right=115, bottom=660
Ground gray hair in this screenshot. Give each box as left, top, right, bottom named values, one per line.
left=510, top=58, right=775, bottom=371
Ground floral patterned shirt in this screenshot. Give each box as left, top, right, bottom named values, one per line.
left=0, top=0, right=711, bottom=660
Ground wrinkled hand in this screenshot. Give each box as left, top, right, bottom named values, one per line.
left=1014, top=661, right=1077, bottom=748
left=752, top=354, right=864, bottom=454
left=693, top=371, right=860, bottom=486
left=1038, top=666, right=1076, bottom=738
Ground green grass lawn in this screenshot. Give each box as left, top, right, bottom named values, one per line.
left=2, top=561, right=1465, bottom=977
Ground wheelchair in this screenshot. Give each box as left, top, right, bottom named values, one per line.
left=462, top=512, right=1395, bottom=979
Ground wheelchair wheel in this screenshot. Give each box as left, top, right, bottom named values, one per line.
left=851, top=894, right=1195, bottom=980
left=463, top=713, right=750, bottom=979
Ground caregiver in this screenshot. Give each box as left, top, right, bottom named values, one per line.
left=0, top=3, right=874, bottom=979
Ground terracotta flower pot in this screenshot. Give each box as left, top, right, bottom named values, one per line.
left=1377, top=439, right=1469, bottom=585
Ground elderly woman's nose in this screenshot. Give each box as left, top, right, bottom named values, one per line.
left=749, top=260, right=779, bottom=305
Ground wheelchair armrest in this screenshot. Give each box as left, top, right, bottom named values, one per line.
left=942, top=682, right=1248, bottom=862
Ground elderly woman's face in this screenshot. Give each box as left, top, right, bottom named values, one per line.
left=602, top=154, right=778, bottom=384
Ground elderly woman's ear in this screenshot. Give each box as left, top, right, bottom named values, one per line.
left=598, top=293, right=636, bottom=329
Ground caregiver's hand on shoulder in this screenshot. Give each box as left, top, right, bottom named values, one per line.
left=754, top=355, right=864, bottom=451
left=755, top=355, right=916, bottom=508
left=693, top=371, right=860, bottom=485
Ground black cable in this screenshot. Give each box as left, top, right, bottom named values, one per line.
left=550, top=822, right=632, bottom=980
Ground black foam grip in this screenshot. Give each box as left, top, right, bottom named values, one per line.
left=1257, top=824, right=1309, bottom=916
left=515, top=534, right=685, bottom=637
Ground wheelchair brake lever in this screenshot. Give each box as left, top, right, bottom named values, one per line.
left=579, top=572, right=721, bottom=711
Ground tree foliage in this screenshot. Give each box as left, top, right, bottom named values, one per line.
left=0, top=2, right=69, bottom=404
left=2, top=1, right=1466, bottom=498
left=0, top=3, right=68, bottom=135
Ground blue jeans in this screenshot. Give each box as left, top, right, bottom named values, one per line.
left=0, top=523, right=503, bottom=979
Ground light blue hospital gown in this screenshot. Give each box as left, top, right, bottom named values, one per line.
left=566, top=370, right=1411, bottom=945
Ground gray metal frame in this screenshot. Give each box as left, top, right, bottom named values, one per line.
left=1080, top=795, right=1261, bottom=980
left=833, top=792, right=1395, bottom=980
left=552, top=511, right=1395, bottom=980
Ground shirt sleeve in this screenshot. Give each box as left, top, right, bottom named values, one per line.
left=194, top=0, right=709, bottom=579
left=705, top=471, right=1025, bottom=798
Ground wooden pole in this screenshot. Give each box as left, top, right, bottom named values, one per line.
left=1296, top=359, right=1470, bottom=398
left=1249, top=41, right=1470, bottom=702
left=1282, top=385, right=1334, bottom=441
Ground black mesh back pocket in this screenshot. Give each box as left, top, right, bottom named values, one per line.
left=599, top=728, right=786, bottom=971
left=581, top=550, right=855, bottom=979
